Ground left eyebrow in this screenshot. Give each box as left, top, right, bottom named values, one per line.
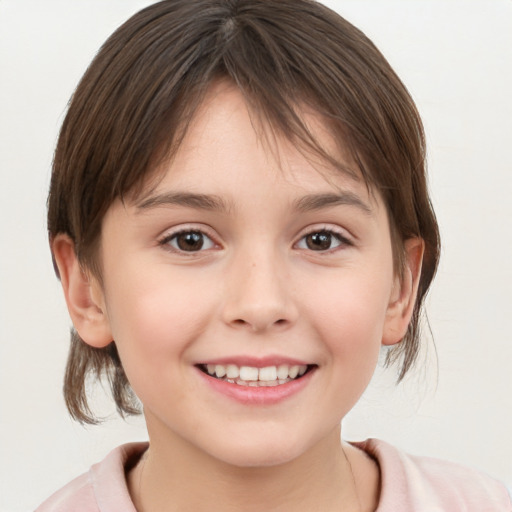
left=293, top=192, right=372, bottom=214
left=135, top=192, right=230, bottom=212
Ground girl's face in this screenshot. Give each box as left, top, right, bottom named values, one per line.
left=92, top=81, right=414, bottom=467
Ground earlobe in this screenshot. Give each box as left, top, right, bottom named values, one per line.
left=382, top=237, right=424, bottom=346
left=52, top=234, right=113, bottom=348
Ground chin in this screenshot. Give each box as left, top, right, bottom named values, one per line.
left=217, top=449, right=299, bottom=469
left=206, top=431, right=314, bottom=469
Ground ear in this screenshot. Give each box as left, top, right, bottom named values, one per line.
left=382, top=237, right=424, bottom=346
left=52, top=234, right=113, bottom=348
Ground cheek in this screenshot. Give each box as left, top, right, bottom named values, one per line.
left=305, top=271, right=392, bottom=418
left=303, top=264, right=393, bottom=365
left=101, top=262, right=216, bottom=380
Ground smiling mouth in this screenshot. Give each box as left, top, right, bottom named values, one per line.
left=197, top=363, right=316, bottom=387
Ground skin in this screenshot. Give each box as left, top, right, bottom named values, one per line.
left=53, top=81, right=423, bottom=512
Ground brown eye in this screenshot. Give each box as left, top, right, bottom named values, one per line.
left=176, top=232, right=203, bottom=251
left=165, top=230, right=215, bottom=252
left=297, top=230, right=347, bottom=251
left=305, top=232, right=332, bottom=250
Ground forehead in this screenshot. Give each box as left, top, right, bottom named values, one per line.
left=133, top=80, right=377, bottom=210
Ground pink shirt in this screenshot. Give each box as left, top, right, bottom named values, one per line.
left=36, top=439, right=511, bottom=511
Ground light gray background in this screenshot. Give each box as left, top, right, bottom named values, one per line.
left=1, top=1, right=511, bottom=510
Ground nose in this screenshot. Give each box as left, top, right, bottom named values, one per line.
left=221, top=250, right=298, bottom=333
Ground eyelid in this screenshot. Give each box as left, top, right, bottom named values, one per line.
left=157, top=224, right=221, bottom=252
left=294, top=224, right=354, bottom=250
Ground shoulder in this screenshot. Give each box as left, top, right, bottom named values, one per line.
left=354, top=439, right=512, bottom=512
left=35, top=442, right=148, bottom=512
left=35, top=471, right=96, bottom=512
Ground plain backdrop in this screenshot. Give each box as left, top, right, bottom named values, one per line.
left=1, top=1, right=511, bottom=510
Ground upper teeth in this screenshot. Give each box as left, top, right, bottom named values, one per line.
left=205, top=364, right=308, bottom=382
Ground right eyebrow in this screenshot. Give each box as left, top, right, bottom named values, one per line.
left=135, top=192, right=230, bottom=213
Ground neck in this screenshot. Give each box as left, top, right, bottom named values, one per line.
left=129, top=423, right=368, bottom=512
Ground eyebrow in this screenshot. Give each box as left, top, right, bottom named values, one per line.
left=135, top=190, right=371, bottom=215
left=136, top=192, right=230, bottom=212
left=293, top=192, right=372, bottom=214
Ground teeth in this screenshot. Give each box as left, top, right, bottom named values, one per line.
left=288, top=365, right=299, bottom=379
left=215, top=365, right=226, bottom=378
left=226, top=364, right=239, bottom=379
left=258, top=366, right=277, bottom=381
left=204, top=363, right=309, bottom=385
left=277, top=364, right=289, bottom=380
left=240, top=366, right=259, bottom=381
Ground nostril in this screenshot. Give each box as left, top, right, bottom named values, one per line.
left=229, top=317, right=288, bottom=331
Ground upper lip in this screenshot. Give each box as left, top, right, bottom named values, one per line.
left=195, top=355, right=314, bottom=368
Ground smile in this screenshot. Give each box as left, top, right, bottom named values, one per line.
left=198, top=363, right=312, bottom=387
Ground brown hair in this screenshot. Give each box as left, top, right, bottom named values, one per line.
left=48, top=0, right=440, bottom=423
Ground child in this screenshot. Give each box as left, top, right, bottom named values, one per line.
left=37, top=0, right=511, bottom=510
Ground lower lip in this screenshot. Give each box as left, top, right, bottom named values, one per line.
left=196, top=367, right=315, bottom=405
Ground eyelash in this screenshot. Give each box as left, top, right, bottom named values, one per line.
left=158, top=227, right=218, bottom=254
left=295, top=227, right=353, bottom=253
left=158, top=226, right=352, bottom=254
